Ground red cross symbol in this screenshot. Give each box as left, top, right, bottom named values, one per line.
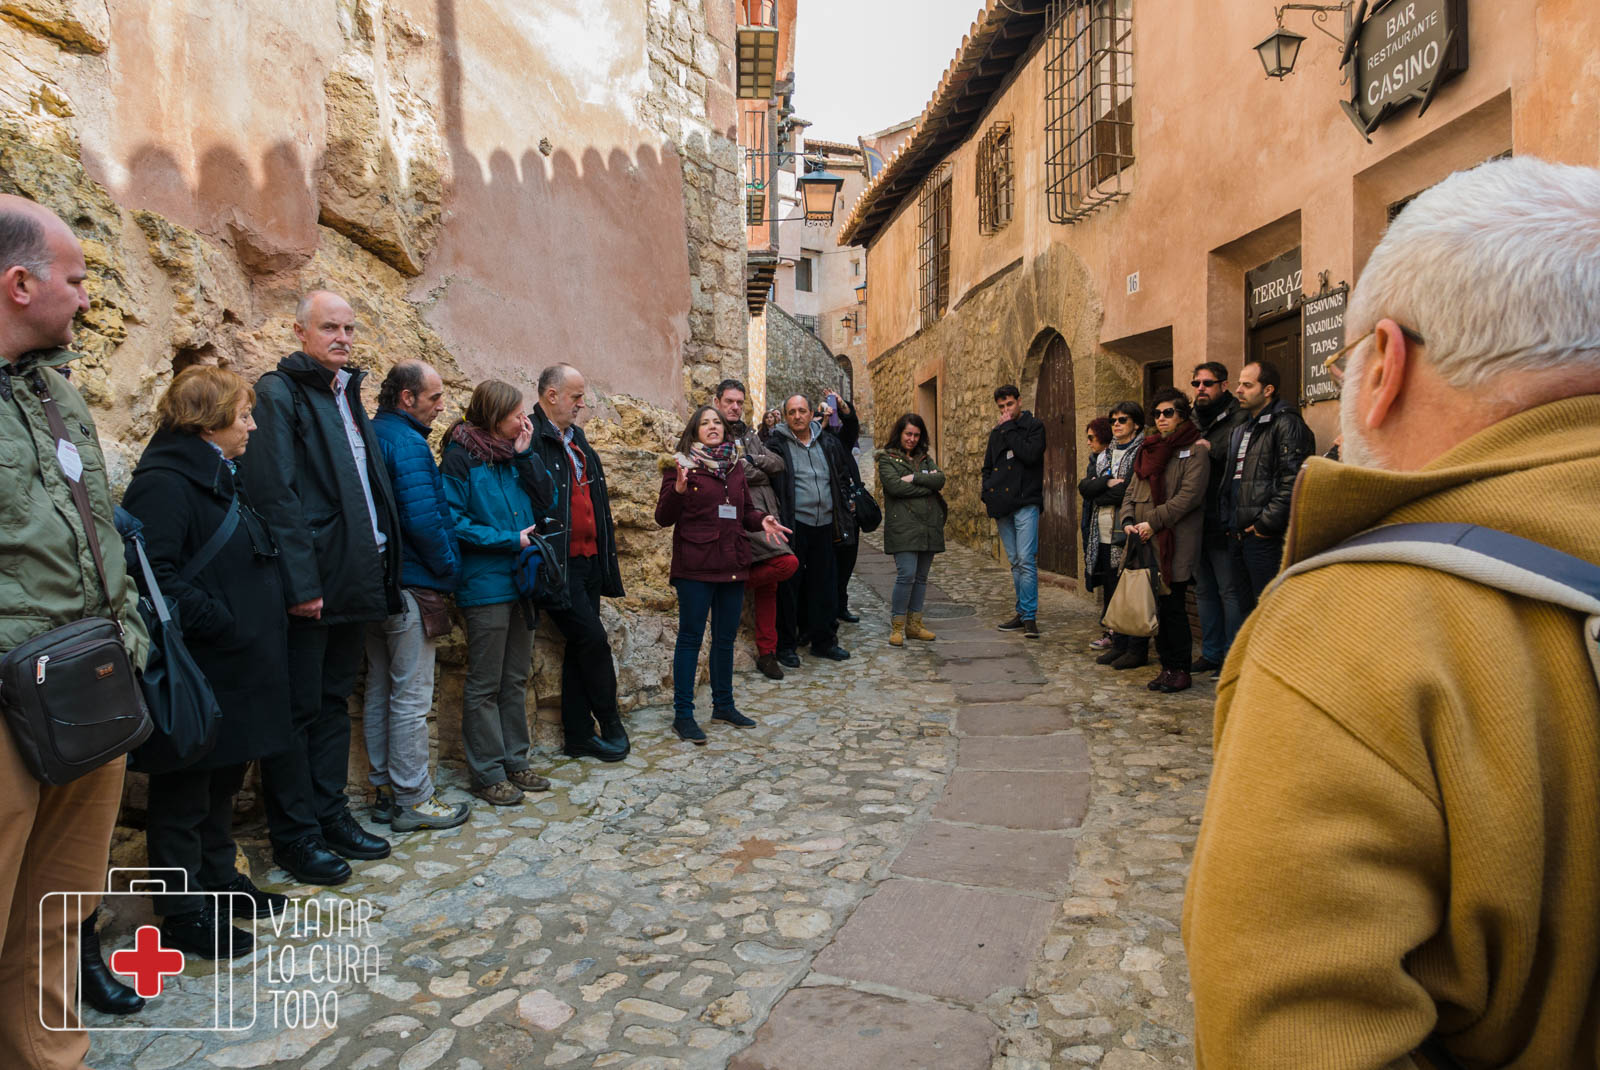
left=108, top=925, right=185, bottom=999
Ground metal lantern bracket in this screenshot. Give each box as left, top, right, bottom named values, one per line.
left=1256, top=1, right=1355, bottom=81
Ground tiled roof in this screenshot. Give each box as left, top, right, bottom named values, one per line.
left=836, top=0, right=1051, bottom=247
left=802, top=138, right=864, bottom=156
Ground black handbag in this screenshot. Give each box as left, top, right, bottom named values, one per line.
left=0, top=371, right=151, bottom=784
left=851, top=481, right=882, bottom=533
left=123, top=528, right=222, bottom=774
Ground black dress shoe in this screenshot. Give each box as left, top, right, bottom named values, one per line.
left=810, top=645, right=851, bottom=661
left=80, top=912, right=143, bottom=1015
left=836, top=609, right=861, bottom=623
left=597, top=715, right=631, bottom=758
left=712, top=707, right=757, bottom=728
left=161, top=904, right=255, bottom=960
left=563, top=735, right=628, bottom=762
left=997, top=615, right=1025, bottom=631
left=322, top=811, right=392, bottom=860
left=776, top=649, right=801, bottom=669
left=272, top=836, right=352, bottom=886
left=206, top=873, right=289, bottom=920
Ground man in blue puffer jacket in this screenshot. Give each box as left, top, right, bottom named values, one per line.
left=365, top=361, right=470, bottom=833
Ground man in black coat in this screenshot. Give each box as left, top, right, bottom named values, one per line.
left=980, top=384, right=1047, bottom=637
left=1189, top=362, right=1250, bottom=672
left=819, top=391, right=863, bottom=624
left=768, top=394, right=857, bottom=664
left=1219, top=360, right=1315, bottom=608
left=241, top=290, right=402, bottom=885
left=529, top=363, right=629, bottom=763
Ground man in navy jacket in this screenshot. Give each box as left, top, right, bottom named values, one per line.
left=366, top=361, right=469, bottom=832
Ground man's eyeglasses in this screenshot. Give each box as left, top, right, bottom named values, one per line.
left=1110, top=415, right=1133, bottom=425
left=1323, top=323, right=1426, bottom=383
left=1154, top=407, right=1179, bottom=419
left=1191, top=378, right=1220, bottom=388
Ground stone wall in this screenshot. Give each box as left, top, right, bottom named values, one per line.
left=0, top=0, right=754, bottom=777
left=764, top=302, right=851, bottom=413
left=868, top=244, right=1137, bottom=579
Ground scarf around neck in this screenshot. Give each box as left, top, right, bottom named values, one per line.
left=451, top=421, right=518, bottom=465
left=1132, top=421, right=1201, bottom=580
left=688, top=441, right=737, bottom=479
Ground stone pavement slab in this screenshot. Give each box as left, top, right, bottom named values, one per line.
left=730, top=986, right=999, bottom=1070
left=957, top=733, right=1090, bottom=771
left=937, top=659, right=1046, bottom=686
left=954, top=703, right=1074, bottom=736
left=891, top=821, right=1075, bottom=895
left=932, top=770, right=1091, bottom=830
left=954, top=682, right=1042, bottom=703
left=931, top=639, right=1028, bottom=659
left=811, top=880, right=1056, bottom=1003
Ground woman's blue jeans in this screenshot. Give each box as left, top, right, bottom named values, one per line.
left=672, top=579, right=745, bottom=719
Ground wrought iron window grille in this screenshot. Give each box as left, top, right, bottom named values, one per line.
left=917, top=164, right=953, bottom=329
left=1044, top=0, right=1134, bottom=224
left=797, top=314, right=819, bottom=335
left=976, top=121, right=1015, bottom=235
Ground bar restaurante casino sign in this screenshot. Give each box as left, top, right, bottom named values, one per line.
left=1340, top=0, right=1468, bottom=137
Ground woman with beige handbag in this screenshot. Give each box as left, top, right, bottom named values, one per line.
left=1117, top=388, right=1210, bottom=693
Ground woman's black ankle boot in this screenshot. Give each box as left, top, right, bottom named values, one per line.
left=80, top=910, right=144, bottom=1015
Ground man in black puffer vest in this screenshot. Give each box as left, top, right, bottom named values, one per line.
left=981, top=384, right=1047, bottom=638
left=242, top=290, right=402, bottom=886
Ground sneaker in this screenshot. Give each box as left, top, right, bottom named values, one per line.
left=673, top=718, right=707, bottom=745
left=1022, top=619, right=1040, bottom=639
left=997, top=615, right=1025, bottom=631
left=1090, top=632, right=1115, bottom=650
left=712, top=707, right=757, bottom=728
left=472, top=780, right=525, bottom=807
left=371, top=785, right=396, bottom=825
left=393, top=794, right=473, bottom=832
left=755, top=654, right=784, bottom=680
left=507, top=768, right=552, bottom=793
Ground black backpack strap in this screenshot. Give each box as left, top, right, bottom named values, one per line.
left=177, top=496, right=241, bottom=585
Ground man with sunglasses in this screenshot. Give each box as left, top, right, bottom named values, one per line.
left=1218, top=360, right=1314, bottom=607
left=1185, top=157, right=1600, bottom=1068
left=1189, top=363, right=1249, bottom=671
left=982, top=384, right=1047, bottom=637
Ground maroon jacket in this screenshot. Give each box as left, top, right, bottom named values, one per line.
left=655, top=459, right=768, bottom=583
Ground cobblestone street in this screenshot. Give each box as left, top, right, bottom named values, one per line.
left=89, top=536, right=1213, bottom=1070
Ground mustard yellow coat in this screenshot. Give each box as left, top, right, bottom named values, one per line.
left=1183, top=395, right=1600, bottom=1069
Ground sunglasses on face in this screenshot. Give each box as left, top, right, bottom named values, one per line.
left=1191, top=379, right=1220, bottom=388
left=1111, top=416, right=1133, bottom=425
left=1154, top=407, right=1179, bottom=419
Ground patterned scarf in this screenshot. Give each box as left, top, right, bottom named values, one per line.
left=688, top=441, right=737, bottom=479
left=451, top=420, right=517, bottom=464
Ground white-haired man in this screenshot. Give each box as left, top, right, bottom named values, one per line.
left=1184, top=156, right=1600, bottom=1067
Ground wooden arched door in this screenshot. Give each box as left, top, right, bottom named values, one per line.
left=1035, top=333, right=1078, bottom=577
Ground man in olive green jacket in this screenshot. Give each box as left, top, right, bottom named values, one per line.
left=1183, top=158, right=1600, bottom=1068
left=0, top=195, right=148, bottom=1067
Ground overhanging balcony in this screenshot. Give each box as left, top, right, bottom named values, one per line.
left=737, top=0, right=779, bottom=100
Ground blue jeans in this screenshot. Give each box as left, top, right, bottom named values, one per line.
left=673, top=579, right=745, bottom=720
left=1192, top=537, right=1247, bottom=663
left=995, top=505, right=1040, bottom=620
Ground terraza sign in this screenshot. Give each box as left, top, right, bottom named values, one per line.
left=1246, top=249, right=1302, bottom=329
left=1344, top=0, right=1468, bottom=134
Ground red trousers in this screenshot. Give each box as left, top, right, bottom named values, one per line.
left=748, top=554, right=799, bottom=655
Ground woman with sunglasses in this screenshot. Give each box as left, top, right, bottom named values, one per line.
left=1078, top=417, right=1116, bottom=650
left=658, top=405, right=792, bottom=743
left=1088, top=402, right=1148, bottom=669
left=1117, top=388, right=1210, bottom=693
left=122, top=366, right=294, bottom=960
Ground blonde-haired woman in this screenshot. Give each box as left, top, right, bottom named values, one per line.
left=122, top=365, right=291, bottom=958
left=441, top=380, right=558, bottom=807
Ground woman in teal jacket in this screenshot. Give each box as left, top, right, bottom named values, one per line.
left=440, top=380, right=557, bottom=807
left=876, top=412, right=947, bottom=647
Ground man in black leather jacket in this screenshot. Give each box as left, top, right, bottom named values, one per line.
left=1190, top=363, right=1250, bottom=671
left=1218, top=361, right=1315, bottom=608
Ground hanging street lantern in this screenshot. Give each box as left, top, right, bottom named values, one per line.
left=798, top=169, right=845, bottom=225
left=1254, top=25, right=1307, bottom=78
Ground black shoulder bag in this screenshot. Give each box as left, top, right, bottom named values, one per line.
left=0, top=372, right=152, bottom=784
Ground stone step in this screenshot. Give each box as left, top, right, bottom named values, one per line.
left=954, top=704, right=1075, bottom=735
left=957, top=733, right=1090, bottom=771
left=891, top=821, right=1076, bottom=897
left=932, top=769, right=1091, bottom=830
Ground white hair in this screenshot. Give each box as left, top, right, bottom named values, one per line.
left=1346, top=155, right=1600, bottom=391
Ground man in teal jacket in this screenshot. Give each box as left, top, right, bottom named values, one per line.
left=0, top=194, right=148, bottom=1067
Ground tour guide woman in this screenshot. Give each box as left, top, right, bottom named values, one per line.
left=122, top=366, right=293, bottom=959
left=876, top=412, right=946, bottom=647
left=656, top=405, right=791, bottom=743
left=441, top=380, right=558, bottom=806
left=1118, top=387, right=1210, bottom=693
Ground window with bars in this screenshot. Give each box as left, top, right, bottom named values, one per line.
left=918, top=164, right=953, bottom=328
left=797, top=314, right=818, bottom=335
left=976, top=121, right=1014, bottom=235
left=1044, top=0, right=1134, bottom=224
